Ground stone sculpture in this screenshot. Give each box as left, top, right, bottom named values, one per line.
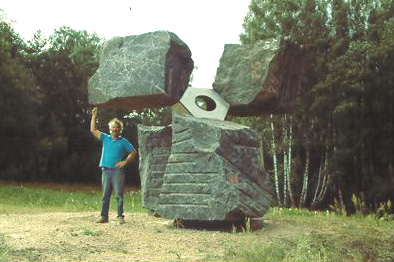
left=88, top=30, right=305, bottom=224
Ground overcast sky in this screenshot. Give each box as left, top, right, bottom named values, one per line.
left=1, top=0, right=251, bottom=88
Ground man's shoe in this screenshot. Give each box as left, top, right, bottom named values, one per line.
left=117, top=216, right=125, bottom=225
left=96, top=216, right=108, bottom=223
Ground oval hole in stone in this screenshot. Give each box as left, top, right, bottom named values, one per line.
left=195, top=95, right=216, bottom=111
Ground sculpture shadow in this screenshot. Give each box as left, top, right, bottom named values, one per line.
left=172, top=218, right=264, bottom=233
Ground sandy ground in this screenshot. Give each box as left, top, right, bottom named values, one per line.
left=0, top=211, right=260, bottom=261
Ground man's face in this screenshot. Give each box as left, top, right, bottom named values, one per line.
left=109, top=123, right=121, bottom=137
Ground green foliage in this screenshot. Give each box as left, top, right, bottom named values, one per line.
left=0, top=15, right=113, bottom=183
left=329, top=190, right=347, bottom=216
left=125, top=107, right=172, bottom=126
left=0, top=18, right=42, bottom=181
left=329, top=192, right=394, bottom=222
left=241, top=0, right=331, bottom=46
left=376, top=200, right=393, bottom=221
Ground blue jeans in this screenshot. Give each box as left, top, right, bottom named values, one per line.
left=100, top=168, right=125, bottom=218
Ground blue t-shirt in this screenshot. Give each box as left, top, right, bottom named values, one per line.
left=99, top=132, right=134, bottom=168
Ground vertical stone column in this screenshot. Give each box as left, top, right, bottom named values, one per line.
left=138, top=125, right=172, bottom=213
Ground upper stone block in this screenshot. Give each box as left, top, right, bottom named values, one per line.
left=213, top=39, right=308, bottom=116
left=88, top=31, right=194, bottom=110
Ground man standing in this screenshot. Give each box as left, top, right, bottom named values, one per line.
left=90, top=106, right=137, bottom=224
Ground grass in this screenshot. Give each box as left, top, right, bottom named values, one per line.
left=0, top=182, right=144, bottom=214
left=82, top=228, right=102, bottom=237
left=0, top=234, right=8, bottom=262
left=224, top=207, right=394, bottom=262
left=0, top=184, right=393, bottom=261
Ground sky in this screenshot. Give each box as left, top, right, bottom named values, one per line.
left=1, top=0, right=251, bottom=88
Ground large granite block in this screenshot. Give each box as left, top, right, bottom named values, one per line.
left=152, top=114, right=274, bottom=221
left=88, top=31, right=194, bottom=110
left=213, top=38, right=308, bottom=115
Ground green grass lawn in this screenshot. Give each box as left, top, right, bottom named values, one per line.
left=0, top=182, right=144, bottom=214
left=225, top=208, right=394, bottom=261
left=1, top=183, right=393, bottom=261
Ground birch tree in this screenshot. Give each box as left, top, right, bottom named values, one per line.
left=299, top=149, right=310, bottom=207
left=286, top=116, right=295, bottom=206
left=270, top=114, right=281, bottom=206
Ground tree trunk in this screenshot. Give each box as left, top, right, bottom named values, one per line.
left=270, top=114, right=281, bottom=206
left=311, top=150, right=330, bottom=208
left=300, top=149, right=310, bottom=207
left=317, top=151, right=330, bottom=204
left=287, top=116, right=295, bottom=206
left=283, top=150, right=288, bottom=207
left=311, top=156, right=324, bottom=207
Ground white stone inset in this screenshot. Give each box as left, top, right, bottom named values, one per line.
left=179, top=87, right=230, bottom=120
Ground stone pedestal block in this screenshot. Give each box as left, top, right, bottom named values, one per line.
left=141, top=114, right=274, bottom=221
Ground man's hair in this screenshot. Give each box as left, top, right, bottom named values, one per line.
left=108, top=118, right=124, bottom=131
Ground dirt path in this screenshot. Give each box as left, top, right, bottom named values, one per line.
left=0, top=212, right=265, bottom=261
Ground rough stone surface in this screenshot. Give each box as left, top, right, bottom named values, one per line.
left=152, top=114, right=274, bottom=221
left=88, top=31, right=194, bottom=110
left=138, top=125, right=172, bottom=213
left=213, top=38, right=309, bottom=115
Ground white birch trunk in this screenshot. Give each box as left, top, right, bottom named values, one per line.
left=270, top=114, right=281, bottom=206
left=300, top=149, right=310, bottom=207
left=282, top=115, right=288, bottom=207
left=311, top=149, right=331, bottom=207
left=287, top=116, right=295, bottom=206
left=318, top=173, right=330, bottom=204
left=283, top=150, right=288, bottom=207
left=311, top=156, right=324, bottom=207
left=317, top=151, right=330, bottom=203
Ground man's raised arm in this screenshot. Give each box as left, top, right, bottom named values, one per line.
left=90, top=107, right=101, bottom=140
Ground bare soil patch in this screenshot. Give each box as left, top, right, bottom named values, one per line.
left=0, top=212, right=273, bottom=261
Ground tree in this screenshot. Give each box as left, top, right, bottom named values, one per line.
left=0, top=17, right=144, bottom=185
left=0, top=18, right=41, bottom=181
left=241, top=0, right=394, bottom=212
left=26, top=26, right=103, bottom=182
